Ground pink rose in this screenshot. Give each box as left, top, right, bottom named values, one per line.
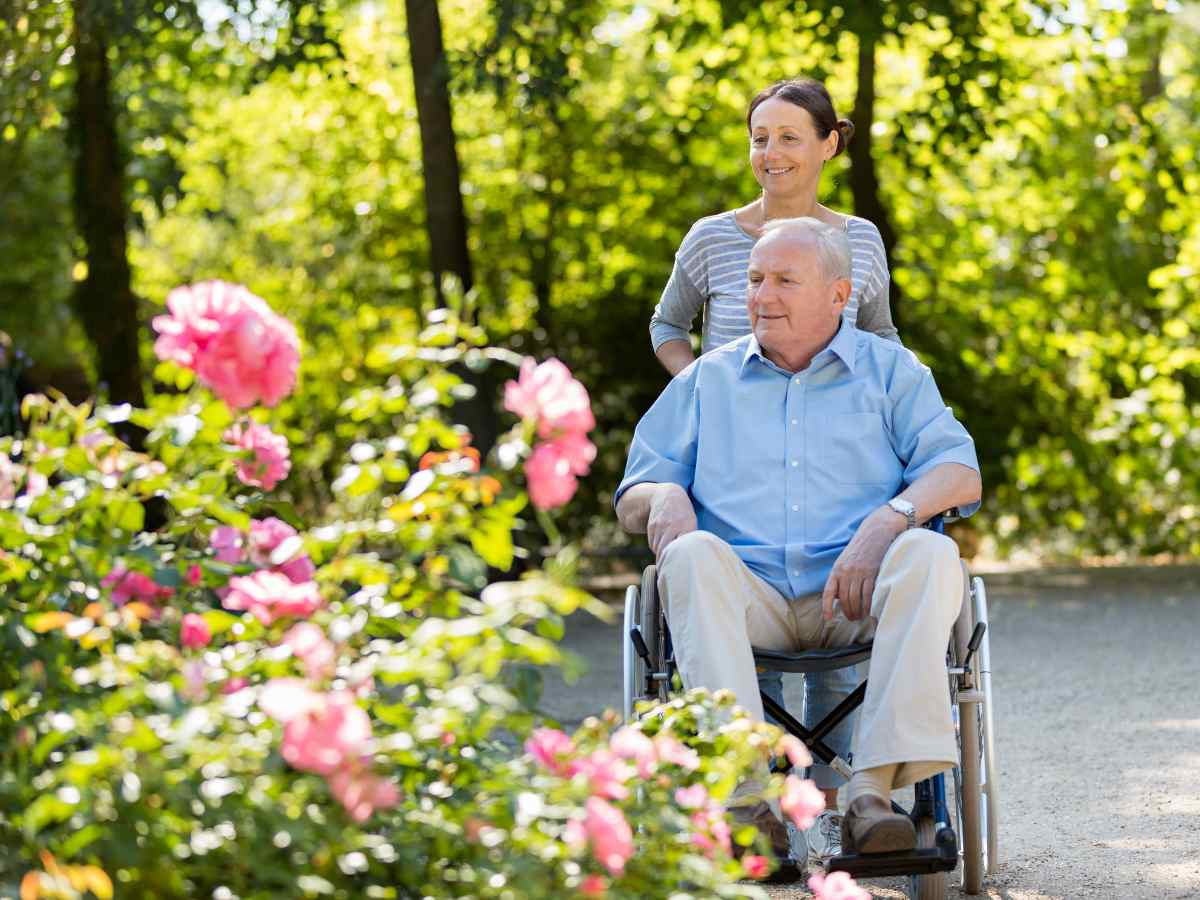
left=223, top=421, right=291, bottom=490
left=259, top=681, right=373, bottom=776
left=568, top=749, right=633, bottom=801
left=0, top=455, right=19, bottom=503
left=674, top=784, right=708, bottom=810
left=186, top=564, right=203, bottom=586
left=582, top=796, right=634, bottom=876
left=327, top=765, right=401, bottom=822
left=210, top=526, right=245, bottom=563
left=689, top=805, right=733, bottom=857
left=778, top=734, right=813, bottom=769
left=281, top=693, right=372, bottom=776
left=102, top=566, right=174, bottom=607
left=525, top=441, right=579, bottom=510
left=152, top=280, right=300, bottom=409
left=780, top=775, right=825, bottom=830
left=579, top=874, right=607, bottom=896
left=609, top=726, right=656, bottom=778
left=808, top=871, right=871, bottom=900
left=248, top=517, right=315, bottom=583
left=283, top=622, right=336, bottom=680
left=525, top=727, right=575, bottom=776
left=549, top=431, right=596, bottom=476
left=222, top=677, right=250, bottom=694
left=181, top=660, right=208, bottom=702
left=180, top=613, right=212, bottom=649
left=653, top=734, right=700, bottom=771
left=504, top=357, right=595, bottom=438
left=742, top=855, right=770, bottom=879
left=223, top=570, right=323, bottom=625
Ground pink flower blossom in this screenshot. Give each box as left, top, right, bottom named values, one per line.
left=568, top=749, right=633, bottom=801
left=674, top=784, right=708, bottom=810
left=102, top=566, right=174, bottom=607
left=582, top=796, right=634, bottom=876
left=180, top=613, right=212, bottom=649
left=780, top=775, right=825, bottom=830
left=222, top=677, right=250, bottom=694
left=181, top=660, right=207, bottom=702
left=808, top=871, right=871, bottom=900
left=564, top=817, right=587, bottom=848
left=283, top=622, right=336, bottom=680
left=0, top=455, right=19, bottom=503
left=690, top=805, right=732, bottom=857
left=210, top=526, right=244, bottom=563
left=778, top=734, right=813, bottom=769
left=223, top=570, right=323, bottom=625
left=327, top=764, right=400, bottom=822
left=742, top=855, right=770, bottom=879
left=549, top=432, right=596, bottom=476
left=152, top=280, right=300, bottom=409
left=23, top=470, right=47, bottom=499
left=653, top=734, right=700, bottom=771
left=526, top=727, right=575, bottom=776
left=609, top=726, right=656, bottom=777
left=248, top=517, right=315, bottom=583
left=579, top=874, right=607, bottom=896
left=259, top=684, right=372, bottom=776
left=186, top=564, right=203, bottom=586
left=224, top=421, right=291, bottom=490
left=525, top=440, right=579, bottom=510
left=504, top=357, right=595, bottom=438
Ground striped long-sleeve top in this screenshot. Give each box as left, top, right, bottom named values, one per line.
left=650, top=210, right=897, bottom=354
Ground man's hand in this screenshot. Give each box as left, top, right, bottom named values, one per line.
left=646, top=484, right=697, bottom=558
left=821, top=506, right=907, bottom=621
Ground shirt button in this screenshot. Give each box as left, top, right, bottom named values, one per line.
left=791, top=419, right=798, bottom=425
left=792, top=505, right=799, bottom=511
left=791, top=460, right=799, bottom=467
left=794, top=378, right=801, bottom=385
left=792, top=570, right=800, bottom=576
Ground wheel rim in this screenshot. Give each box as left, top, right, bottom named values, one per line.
left=622, top=586, right=638, bottom=722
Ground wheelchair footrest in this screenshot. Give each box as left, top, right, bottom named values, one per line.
left=826, top=843, right=957, bottom=878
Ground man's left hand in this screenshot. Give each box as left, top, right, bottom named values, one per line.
left=821, top=507, right=908, bottom=621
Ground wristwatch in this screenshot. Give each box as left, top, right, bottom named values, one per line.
left=887, top=497, right=917, bottom=530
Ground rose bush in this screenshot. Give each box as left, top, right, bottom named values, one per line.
left=0, top=284, right=865, bottom=898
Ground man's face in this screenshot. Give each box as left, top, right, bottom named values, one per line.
left=747, top=232, right=849, bottom=357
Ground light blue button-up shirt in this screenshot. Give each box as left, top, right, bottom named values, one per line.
left=616, top=323, right=981, bottom=599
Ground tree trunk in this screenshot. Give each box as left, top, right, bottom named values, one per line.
left=405, top=0, right=473, bottom=303
left=69, top=0, right=145, bottom=412
left=848, top=29, right=902, bottom=325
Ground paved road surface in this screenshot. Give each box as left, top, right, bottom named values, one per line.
left=540, top=565, right=1200, bottom=899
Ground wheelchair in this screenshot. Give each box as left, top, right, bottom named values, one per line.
left=622, top=550, right=999, bottom=898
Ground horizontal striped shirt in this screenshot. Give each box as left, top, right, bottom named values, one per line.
left=650, top=211, right=896, bottom=354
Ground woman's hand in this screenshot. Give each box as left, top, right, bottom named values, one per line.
left=647, top=483, right=698, bottom=558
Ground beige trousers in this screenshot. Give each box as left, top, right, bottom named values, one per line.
left=657, top=529, right=963, bottom=782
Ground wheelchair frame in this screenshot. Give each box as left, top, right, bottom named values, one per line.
left=622, top=559, right=999, bottom=898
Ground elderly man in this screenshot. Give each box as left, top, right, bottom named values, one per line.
left=615, top=217, right=982, bottom=858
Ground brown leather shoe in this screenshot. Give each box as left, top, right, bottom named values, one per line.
left=841, top=795, right=916, bottom=854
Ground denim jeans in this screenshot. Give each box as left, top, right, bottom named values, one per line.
left=758, top=664, right=862, bottom=791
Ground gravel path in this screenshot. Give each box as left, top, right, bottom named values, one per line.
left=541, top=564, right=1200, bottom=899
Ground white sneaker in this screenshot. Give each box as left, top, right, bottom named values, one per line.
left=805, top=809, right=843, bottom=866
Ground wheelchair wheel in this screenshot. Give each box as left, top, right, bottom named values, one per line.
left=953, top=566, right=987, bottom=894
left=622, top=566, right=665, bottom=722
left=909, top=817, right=945, bottom=900
left=972, top=575, right=1000, bottom=875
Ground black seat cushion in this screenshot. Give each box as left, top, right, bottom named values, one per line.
left=752, top=642, right=873, bottom=673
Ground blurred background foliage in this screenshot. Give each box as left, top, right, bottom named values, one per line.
left=2, top=0, right=1199, bottom=561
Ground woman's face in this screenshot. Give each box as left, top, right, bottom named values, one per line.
left=748, top=98, right=838, bottom=197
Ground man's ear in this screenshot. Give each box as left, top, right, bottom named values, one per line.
left=831, top=276, right=852, bottom=312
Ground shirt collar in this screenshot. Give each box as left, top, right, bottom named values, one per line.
left=740, top=320, right=858, bottom=377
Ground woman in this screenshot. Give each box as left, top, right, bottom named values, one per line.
left=649, top=78, right=898, bottom=866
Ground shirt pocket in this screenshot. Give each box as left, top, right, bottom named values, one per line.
left=820, top=412, right=896, bottom=485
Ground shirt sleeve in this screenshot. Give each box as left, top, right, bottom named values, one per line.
left=614, top=363, right=701, bottom=507
left=887, top=353, right=981, bottom=516
left=852, top=221, right=900, bottom=344
left=649, top=228, right=708, bottom=352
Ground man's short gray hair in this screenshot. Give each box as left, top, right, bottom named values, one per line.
left=760, top=216, right=852, bottom=284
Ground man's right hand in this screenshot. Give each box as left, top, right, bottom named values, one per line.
left=646, top=484, right=697, bottom=558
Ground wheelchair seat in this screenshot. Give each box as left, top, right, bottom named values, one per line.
left=752, top=642, right=873, bottom=673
